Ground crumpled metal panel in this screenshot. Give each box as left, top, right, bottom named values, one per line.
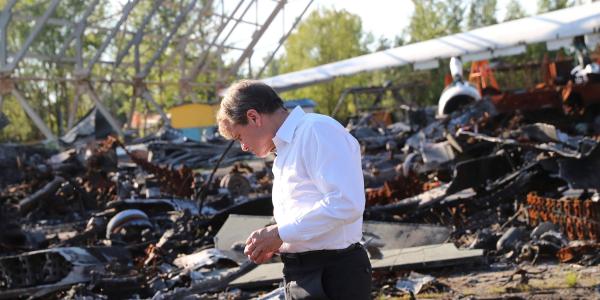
left=0, top=247, right=130, bottom=299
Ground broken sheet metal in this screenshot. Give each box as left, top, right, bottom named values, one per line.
left=557, top=145, right=600, bottom=190
left=446, top=153, right=514, bottom=194
left=0, top=247, right=130, bottom=299
left=395, top=271, right=437, bottom=295
left=107, top=136, right=196, bottom=198
left=456, top=124, right=598, bottom=159
left=60, top=108, right=115, bottom=146
left=173, top=248, right=238, bottom=271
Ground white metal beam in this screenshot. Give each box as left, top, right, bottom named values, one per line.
left=256, top=0, right=313, bottom=78
left=57, top=0, right=100, bottom=59
left=114, top=0, right=163, bottom=67
left=0, top=0, right=17, bottom=69
left=3, top=0, right=60, bottom=72
left=11, top=88, right=57, bottom=142
left=260, top=2, right=600, bottom=92
left=83, top=82, right=124, bottom=137
left=164, top=0, right=214, bottom=69
left=224, top=0, right=285, bottom=79
left=85, top=0, right=139, bottom=75
left=186, top=0, right=246, bottom=81
left=138, top=0, right=198, bottom=78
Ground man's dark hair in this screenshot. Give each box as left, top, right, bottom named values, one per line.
left=219, top=80, right=284, bottom=125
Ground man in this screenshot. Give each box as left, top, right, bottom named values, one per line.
left=216, top=80, right=371, bottom=300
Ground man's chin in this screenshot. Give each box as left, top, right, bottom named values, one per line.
left=255, top=152, right=270, bottom=158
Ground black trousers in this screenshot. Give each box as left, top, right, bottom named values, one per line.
left=281, top=244, right=372, bottom=300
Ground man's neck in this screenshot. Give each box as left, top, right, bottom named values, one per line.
left=271, top=107, right=290, bottom=136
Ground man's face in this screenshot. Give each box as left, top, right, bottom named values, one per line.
left=230, top=109, right=275, bottom=158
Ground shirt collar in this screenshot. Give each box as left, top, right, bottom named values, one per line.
left=273, top=106, right=305, bottom=147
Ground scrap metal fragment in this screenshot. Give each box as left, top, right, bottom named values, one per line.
left=18, top=176, right=65, bottom=214
left=0, top=247, right=129, bottom=299
left=105, top=209, right=153, bottom=239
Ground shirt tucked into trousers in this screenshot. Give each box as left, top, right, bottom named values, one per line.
left=271, top=106, right=371, bottom=300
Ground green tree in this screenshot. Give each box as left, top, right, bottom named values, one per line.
left=408, top=0, right=465, bottom=42
left=467, top=0, right=498, bottom=30
left=537, top=0, right=571, bottom=13
left=277, top=8, right=370, bottom=116
left=504, top=0, right=527, bottom=21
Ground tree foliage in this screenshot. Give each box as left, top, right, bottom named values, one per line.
left=504, top=0, right=528, bottom=21
left=537, top=0, right=571, bottom=13
left=408, top=0, right=465, bottom=42
left=276, top=8, right=370, bottom=116
left=467, top=0, right=498, bottom=29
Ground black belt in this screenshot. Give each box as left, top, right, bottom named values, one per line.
left=280, top=243, right=363, bottom=265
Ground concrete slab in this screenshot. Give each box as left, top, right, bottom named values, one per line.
left=215, top=215, right=451, bottom=257
left=229, top=243, right=483, bottom=288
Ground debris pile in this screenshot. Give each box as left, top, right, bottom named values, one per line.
left=2, top=70, right=600, bottom=298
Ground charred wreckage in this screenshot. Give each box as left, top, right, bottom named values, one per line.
left=2, top=50, right=600, bottom=299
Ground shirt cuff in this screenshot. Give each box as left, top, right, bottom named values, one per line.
left=277, top=220, right=299, bottom=244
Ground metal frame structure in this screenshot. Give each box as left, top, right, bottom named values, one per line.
left=0, top=0, right=312, bottom=142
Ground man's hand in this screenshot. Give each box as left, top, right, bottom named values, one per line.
left=244, top=224, right=283, bottom=264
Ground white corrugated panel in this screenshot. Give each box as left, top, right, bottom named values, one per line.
left=260, top=3, right=600, bottom=92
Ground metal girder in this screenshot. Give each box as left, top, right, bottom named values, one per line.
left=193, top=0, right=257, bottom=85
left=186, top=0, right=247, bottom=81
left=114, top=0, right=164, bottom=68
left=132, top=0, right=199, bottom=125
left=11, top=88, right=57, bottom=142
left=0, top=0, right=17, bottom=69
left=2, top=0, right=59, bottom=72
left=10, top=14, right=73, bottom=27
left=224, top=0, right=285, bottom=79
left=7, top=51, right=77, bottom=63
left=141, top=89, right=169, bottom=126
left=85, top=0, right=140, bottom=75
left=83, top=82, right=124, bottom=137
left=138, top=0, right=199, bottom=78
left=57, top=0, right=100, bottom=59
left=67, top=85, right=83, bottom=130
left=257, top=0, right=313, bottom=78
left=215, top=0, right=256, bottom=54
left=164, top=0, right=214, bottom=68
left=211, top=12, right=259, bottom=26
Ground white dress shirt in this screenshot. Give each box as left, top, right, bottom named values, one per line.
left=272, top=106, right=365, bottom=253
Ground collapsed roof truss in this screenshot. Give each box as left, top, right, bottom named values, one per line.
left=0, top=0, right=311, bottom=143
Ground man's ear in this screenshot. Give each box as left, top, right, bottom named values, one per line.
left=246, top=109, right=262, bottom=126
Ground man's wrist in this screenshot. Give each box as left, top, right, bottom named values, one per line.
left=270, top=225, right=282, bottom=242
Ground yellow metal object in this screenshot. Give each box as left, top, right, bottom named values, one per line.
left=168, top=103, right=218, bottom=128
